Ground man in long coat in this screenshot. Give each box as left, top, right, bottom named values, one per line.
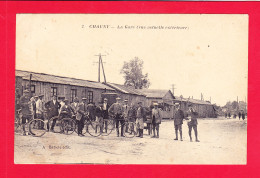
left=19, top=90, right=31, bottom=135
left=76, top=98, right=88, bottom=136
left=174, top=103, right=184, bottom=141
left=45, top=95, right=61, bottom=131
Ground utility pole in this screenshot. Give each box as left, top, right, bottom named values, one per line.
left=29, top=74, right=32, bottom=97
left=94, top=53, right=106, bottom=83
left=171, top=84, right=176, bottom=96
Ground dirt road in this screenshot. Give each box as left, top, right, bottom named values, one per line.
left=14, top=117, right=247, bottom=164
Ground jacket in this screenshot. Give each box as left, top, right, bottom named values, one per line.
left=174, top=109, right=184, bottom=125
left=152, top=108, right=162, bottom=124
left=45, top=100, right=61, bottom=118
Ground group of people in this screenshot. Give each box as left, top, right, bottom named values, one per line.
left=16, top=89, right=200, bottom=142
left=225, top=111, right=246, bottom=120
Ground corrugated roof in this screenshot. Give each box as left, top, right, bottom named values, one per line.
left=105, top=83, right=146, bottom=96
left=175, top=96, right=212, bottom=105
left=15, top=70, right=115, bottom=91
left=138, top=89, right=173, bottom=99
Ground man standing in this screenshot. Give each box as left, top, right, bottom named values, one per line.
left=87, top=101, right=96, bottom=121
left=76, top=98, right=88, bottom=136
left=174, top=103, right=184, bottom=141
left=71, top=97, right=80, bottom=118
left=136, top=101, right=145, bottom=138
left=151, top=103, right=162, bottom=138
left=45, top=95, right=61, bottom=132
left=102, top=98, right=109, bottom=133
left=238, top=112, right=242, bottom=120
left=108, top=97, right=124, bottom=137
left=123, top=99, right=130, bottom=132
left=19, top=90, right=31, bottom=135
left=36, top=94, right=45, bottom=129
left=187, top=104, right=200, bottom=142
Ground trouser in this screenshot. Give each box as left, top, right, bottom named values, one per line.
left=96, top=116, right=104, bottom=133
left=77, top=117, right=85, bottom=134
left=36, top=113, right=44, bottom=129
left=152, top=123, right=160, bottom=137
left=136, top=118, right=144, bottom=129
left=174, top=124, right=182, bottom=139
left=21, top=115, right=31, bottom=133
left=188, top=124, right=198, bottom=140
left=115, top=119, right=125, bottom=136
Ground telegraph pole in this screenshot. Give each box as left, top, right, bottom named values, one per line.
left=94, top=53, right=106, bottom=83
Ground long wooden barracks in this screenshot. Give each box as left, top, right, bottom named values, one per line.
left=15, top=70, right=217, bottom=118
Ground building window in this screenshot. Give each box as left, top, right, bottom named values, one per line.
left=51, top=87, right=58, bottom=97
left=31, top=85, right=35, bottom=93
left=71, top=89, right=77, bottom=102
left=88, top=91, right=93, bottom=104
left=82, top=88, right=87, bottom=98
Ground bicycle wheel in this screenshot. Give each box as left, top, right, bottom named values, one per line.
left=62, top=118, right=76, bottom=135
left=48, top=117, right=63, bottom=133
left=123, top=122, right=137, bottom=138
left=87, top=121, right=102, bottom=137
left=28, top=119, right=47, bottom=137
left=101, top=119, right=113, bottom=136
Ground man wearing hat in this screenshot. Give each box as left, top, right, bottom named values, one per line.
left=102, top=98, right=110, bottom=133
left=71, top=97, right=80, bottom=117
left=187, top=103, right=200, bottom=142
left=87, top=101, right=96, bottom=121
left=151, top=103, right=162, bottom=138
left=108, top=97, right=124, bottom=137
left=36, top=94, right=45, bottom=129
left=76, top=98, right=88, bottom=136
left=174, top=103, right=185, bottom=141
left=136, top=101, right=146, bottom=138
left=19, top=90, right=32, bottom=135
left=45, top=95, right=61, bottom=132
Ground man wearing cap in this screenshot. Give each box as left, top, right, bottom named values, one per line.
left=36, top=94, right=45, bottom=129
left=102, top=98, right=110, bottom=133
left=76, top=98, right=88, bottom=136
left=187, top=104, right=200, bottom=142
left=45, top=95, right=61, bottom=132
left=71, top=97, right=80, bottom=118
left=108, top=97, right=124, bottom=137
left=19, top=90, right=32, bottom=135
left=151, top=103, right=162, bottom=138
left=174, top=103, right=185, bottom=141
left=136, top=101, right=145, bottom=138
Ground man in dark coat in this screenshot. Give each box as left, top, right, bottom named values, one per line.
left=45, top=95, right=61, bottom=131
left=75, top=98, right=88, bottom=136
left=174, top=103, right=185, bottom=141
left=151, top=103, right=162, bottom=138
left=87, top=101, right=96, bottom=121
left=187, top=104, right=200, bottom=142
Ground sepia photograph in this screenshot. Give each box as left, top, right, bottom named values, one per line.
left=14, top=14, right=248, bottom=164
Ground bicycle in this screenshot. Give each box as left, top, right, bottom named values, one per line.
left=15, top=109, right=47, bottom=137
left=48, top=113, right=76, bottom=135
left=122, top=120, right=137, bottom=138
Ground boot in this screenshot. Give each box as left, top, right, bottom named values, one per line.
left=156, top=128, right=159, bottom=138
left=140, top=129, right=143, bottom=138
left=151, top=128, right=156, bottom=138
left=180, top=130, right=183, bottom=141
left=174, top=129, right=178, bottom=140
left=136, top=129, right=140, bottom=137
left=117, top=129, right=119, bottom=137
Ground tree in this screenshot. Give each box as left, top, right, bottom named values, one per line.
left=120, top=57, right=150, bottom=89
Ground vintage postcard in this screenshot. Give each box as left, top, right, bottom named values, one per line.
left=14, top=14, right=248, bottom=164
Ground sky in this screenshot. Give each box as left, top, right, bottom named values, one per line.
left=16, top=14, right=248, bottom=106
